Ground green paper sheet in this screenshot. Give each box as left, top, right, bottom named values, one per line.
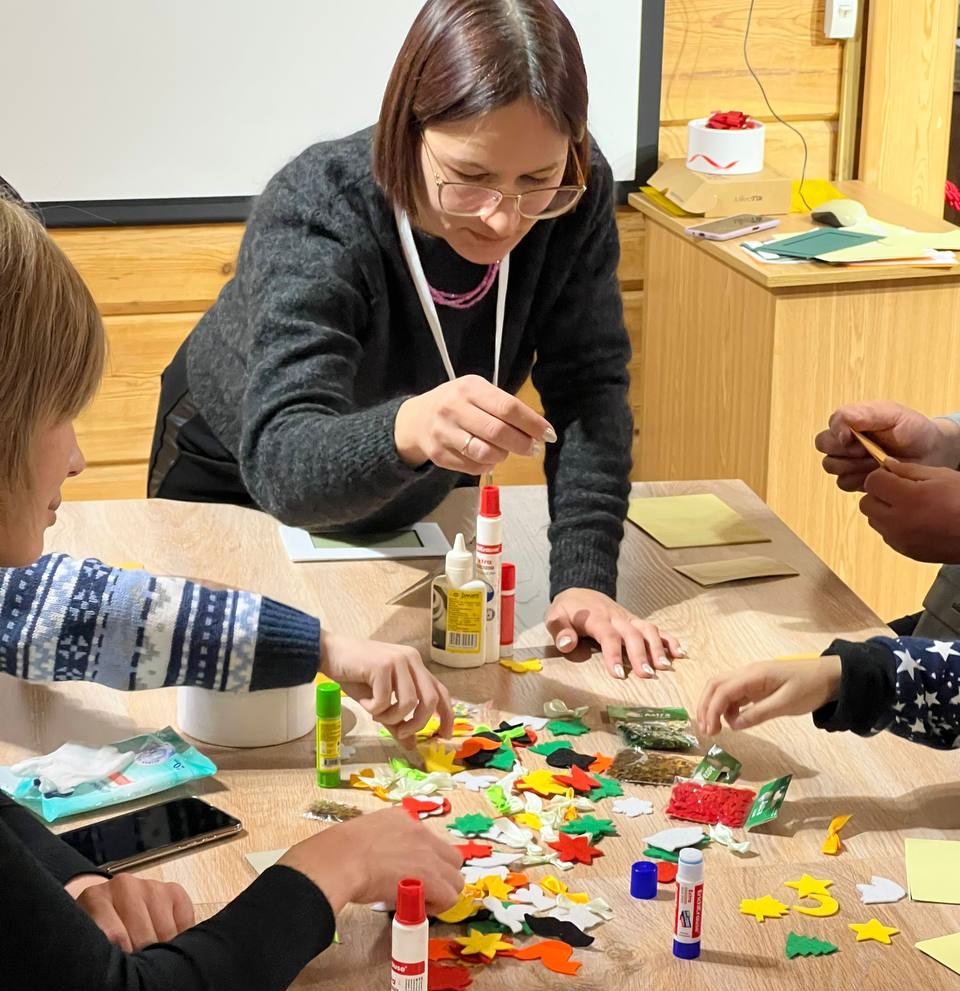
left=762, top=229, right=883, bottom=260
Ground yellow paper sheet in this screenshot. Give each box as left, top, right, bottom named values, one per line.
left=791, top=179, right=845, bottom=213
left=905, top=838, right=960, bottom=904
left=915, top=932, right=960, bottom=976
left=639, top=185, right=696, bottom=217
left=674, top=555, right=797, bottom=587
left=627, top=493, right=770, bottom=549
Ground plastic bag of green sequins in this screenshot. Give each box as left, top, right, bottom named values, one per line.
left=606, top=706, right=698, bottom=751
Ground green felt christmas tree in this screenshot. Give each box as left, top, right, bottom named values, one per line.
left=785, top=932, right=839, bottom=959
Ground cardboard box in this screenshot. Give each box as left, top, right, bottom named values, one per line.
left=649, top=158, right=792, bottom=217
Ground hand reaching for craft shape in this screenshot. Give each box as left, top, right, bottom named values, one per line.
left=320, top=632, right=454, bottom=747
left=278, top=807, right=463, bottom=915
left=546, top=587, right=684, bottom=679
left=66, top=873, right=195, bottom=952
left=696, top=657, right=842, bottom=736
left=394, top=375, right=555, bottom=474
left=816, top=400, right=960, bottom=493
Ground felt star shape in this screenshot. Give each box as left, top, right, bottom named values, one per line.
left=547, top=717, right=590, bottom=737
left=612, top=797, right=654, bottom=817
left=436, top=893, right=482, bottom=923
left=553, top=765, right=601, bottom=793
left=821, top=813, right=852, bottom=855
left=529, top=740, right=576, bottom=757
left=515, top=812, right=543, bottom=830
left=509, top=939, right=581, bottom=975
left=499, top=657, right=543, bottom=673
left=448, top=813, right=495, bottom=836
left=479, top=875, right=515, bottom=900
left=427, top=964, right=473, bottom=991
left=740, top=895, right=791, bottom=922
left=455, top=929, right=514, bottom=960
left=452, top=771, right=498, bottom=793
left=509, top=883, right=555, bottom=912
left=848, top=918, right=900, bottom=944
left=560, top=815, right=618, bottom=840
left=420, top=742, right=465, bottom=775
left=518, top=769, right=570, bottom=797
left=783, top=874, right=834, bottom=899
left=482, top=896, right=529, bottom=933
left=548, top=833, right=604, bottom=865
left=587, top=775, right=623, bottom=800
left=455, top=841, right=493, bottom=861
left=856, top=875, right=907, bottom=905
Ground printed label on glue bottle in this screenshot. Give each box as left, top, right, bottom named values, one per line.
left=673, top=847, right=703, bottom=959
left=392, top=878, right=428, bottom=991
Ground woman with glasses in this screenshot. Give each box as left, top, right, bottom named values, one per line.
left=149, top=0, right=683, bottom=680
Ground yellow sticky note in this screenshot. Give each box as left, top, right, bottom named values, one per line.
left=916, top=932, right=960, bottom=976
left=791, top=179, right=845, bottom=213
left=674, top=556, right=797, bottom=587
left=905, top=838, right=960, bottom=904
left=627, top=494, right=769, bottom=549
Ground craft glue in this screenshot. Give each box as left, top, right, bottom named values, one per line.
left=673, top=847, right=703, bottom=959
left=315, top=680, right=341, bottom=789
left=430, top=533, right=486, bottom=668
left=391, top=878, right=428, bottom=991
left=499, top=561, right=516, bottom=658
left=476, top=485, right=502, bottom=663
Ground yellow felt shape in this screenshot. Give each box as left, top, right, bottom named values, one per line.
left=514, top=812, right=543, bottom=830
left=349, top=769, right=376, bottom=789
left=420, top=742, right=464, bottom=775
left=499, top=657, right=543, bottom=674
left=540, top=876, right=568, bottom=896
left=480, top=876, right=514, bottom=901
left=784, top=875, right=833, bottom=899
left=849, top=919, right=899, bottom=945
left=793, top=893, right=840, bottom=918
left=564, top=891, right=590, bottom=905
left=455, top=929, right=514, bottom=960
left=740, top=895, right=790, bottom=922
left=517, top=770, right=569, bottom=797
left=821, top=814, right=851, bottom=855
left=415, top=716, right=442, bottom=739
left=437, top=894, right=481, bottom=923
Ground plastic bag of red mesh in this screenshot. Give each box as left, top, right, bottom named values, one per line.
left=665, top=779, right=757, bottom=828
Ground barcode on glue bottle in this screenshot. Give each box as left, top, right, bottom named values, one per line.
left=447, top=632, right=478, bottom=649
left=391, top=959, right=425, bottom=991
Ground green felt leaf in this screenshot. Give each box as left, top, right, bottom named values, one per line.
left=587, top=775, right=623, bottom=800
left=528, top=741, right=574, bottom=757
left=547, top=718, right=590, bottom=737
left=470, top=918, right=533, bottom=937
left=486, top=746, right=518, bottom=771
left=785, top=932, right=838, bottom=959
left=643, top=845, right=679, bottom=863
left=448, top=813, right=495, bottom=836
left=560, top=815, right=618, bottom=839
left=485, top=785, right=513, bottom=816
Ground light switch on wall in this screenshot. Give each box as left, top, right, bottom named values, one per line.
left=824, top=0, right=859, bottom=39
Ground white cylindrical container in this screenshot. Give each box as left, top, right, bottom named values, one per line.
left=391, top=878, right=428, bottom=991
left=476, top=485, right=503, bottom=663
left=177, top=683, right=317, bottom=747
left=686, top=117, right=765, bottom=175
left=673, top=848, right=704, bottom=959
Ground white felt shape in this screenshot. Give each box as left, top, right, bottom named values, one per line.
left=550, top=901, right=605, bottom=931
left=461, top=864, right=510, bottom=884
left=646, top=826, right=705, bottom=852
left=499, top=765, right=525, bottom=795
left=509, top=883, right=555, bottom=912
left=546, top=795, right=595, bottom=814
left=556, top=894, right=614, bottom=920
left=485, top=819, right=534, bottom=848
left=538, top=824, right=560, bottom=843
left=856, top=875, right=907, bottom=905
left=412, top=797, right=446, bottom=819
left=544, top=699, right=589, bottom=720
left=520, top=843, right=575, bottom=871
left=452, top=772, right=499, bottom=792
left=482, top=896, right=529, bottom=933
left=612, top=797, right=654, bottom=817
left=512, top=715, right=549, bottom=731
left=465, top=852, right=519, bottom=869
left=340, top=743, right=357, bottom=760
left=522, top=793, right=544, bottom=815
left=708, top=823, right=750, bottom=855
left=354, top=767, right=400, bottom=791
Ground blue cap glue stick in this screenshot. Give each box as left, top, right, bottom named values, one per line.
left=673, top=847, right=703, bottom=959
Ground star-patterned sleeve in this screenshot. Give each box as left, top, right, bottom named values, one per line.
left=814, top=635, right=960, bottom=749
left=0, top=554, right=319, bottom=692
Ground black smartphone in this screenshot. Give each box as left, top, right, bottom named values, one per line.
left=57, top=797, right=242, bottom=873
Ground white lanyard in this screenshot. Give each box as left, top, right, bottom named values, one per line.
left=395, top=206, right=509, bottom=388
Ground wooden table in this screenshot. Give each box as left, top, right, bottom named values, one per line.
left=4, top=482, right=959, bottom=989
left=629, top=181, right=960, bottom=624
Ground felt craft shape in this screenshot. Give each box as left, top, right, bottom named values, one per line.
left=484, top=819, right=535, bottom=849
left=486, top=746, right=519, bottom=771
left=547, top=718, right=590, bottom=737
left=455, top=841, right=493, bottom=861
left=848, top=919, right=899, bottom=944
left=508, top=939, right=582, bottom=975
left=514, top=812, right=542, bottom=830
left=553, top=766, right=600, bottom=793
left=555, top=893, right=613, bottom=922
left=456, top=738, right=501, bottom=760
left=548, top=834, right=604, bottom=865
left=544, top=699, right=589, bottom=720
left=455, top=930, right=514, bottom=959
left=509, top=883, right=555, bottom=912
left=448, top=813, right=495, bottom=836
left=437, top=894, right=483, bottom=923
left=587, top=775, right=623, bottom=800
left=549, top=902, right=605, bottom=932
left=452, top=772, right=499, bottom=792
left=792, top=893, right=839, bottom=918
left=821, top=813, right=852, bottom=855
left=529, top=741, right=577, bottom=757
left=560, top=816, right=618, bottom=840
left=401, top=796, right=449, bottom=820
left=589, top=754, right=613, bottom=774
left=517, top=770, right=571, bottom=798
left=420, top=743, right=464, bottom=775
left=545, top=748, right=596, bottom=771
left=461, top=864, right=510, bottom=886
left=784, top=933, right=838, bottom=959
left=523, top=914, right=595, bottom=948
left=740, top=895, right=791, bottom=922
left=708, top=822, right=751, bottom=854
left=428, top=939, right=460, bottom=961
left=645, top=826, right=704, bottom=852
left=464, top=852, right=518, bottom=870
left=856, top=876, right=906, bottom=905
left=478, top=876, right=514, bottom=900
left=481, top=896, right=529, bottom=933
left=427, top=965, right=473, bottom=991
left=783, top=875, right=832, bottom=899
left=499, top=657, right=542, bottom=673
left=612, top=797, right=654, bottom=817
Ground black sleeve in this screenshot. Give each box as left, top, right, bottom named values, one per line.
left=0, top=792, right=106, bottom=884
left=812, top=639, right=898, bottom=736
left=2, top=816, right=336, bottom=991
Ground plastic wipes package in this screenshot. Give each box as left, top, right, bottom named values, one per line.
left=606, top=705, right=698, bottom=752
left=0, top=726, right=217, bottom=822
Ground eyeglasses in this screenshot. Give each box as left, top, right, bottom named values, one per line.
left=422, top=140, right=586, bottom=220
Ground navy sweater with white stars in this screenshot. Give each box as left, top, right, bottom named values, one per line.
left=814, top=635, right=960, bottom=749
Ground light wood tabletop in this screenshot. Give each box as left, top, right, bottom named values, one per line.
left=629, top=180, right=960, bottom=290
left=3, top=481, right=959, bottom=989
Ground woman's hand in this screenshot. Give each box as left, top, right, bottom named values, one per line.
left=66, top=873, right=195, bottom=952
left=696, top=656, right=842, bottom=736
left=815, top=400, right=960, bottom=492
left=278, top=807, right=463, bottom=915
left=546, top=587, right=684, bottom=679
left=320, top=632, right=454, bottom=747
left=394, top=374, right=556, bottom=474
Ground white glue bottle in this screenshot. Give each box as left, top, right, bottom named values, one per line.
left=673, top=847, right=704, bottom=959
left=476, top=485, right=503, bottom=663
left=430, top=533, right=487, bottom=668
left=391, top=878, right=428, bottom=991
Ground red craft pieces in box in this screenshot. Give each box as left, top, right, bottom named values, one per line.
left=666, top=780, right=756, bottom=828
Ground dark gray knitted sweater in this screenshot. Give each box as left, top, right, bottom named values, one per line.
left=186, top=128, right=632, bottom=599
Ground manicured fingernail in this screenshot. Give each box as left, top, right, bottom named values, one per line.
left=543, top=426, right=558, bottom=444
left=530, top=440, right=544, bottom=457
left=677, top=643, right=687, bottom=656
left=557, top=635, right=574, bottom=649
left=642, top=663, right=656, bottom=676
left=658, top=655, right=672, bottom=669
left=613, top=664, right=626, bottom=679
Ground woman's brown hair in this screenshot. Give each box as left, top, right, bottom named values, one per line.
left=0, top=197, right=105, bottom=494
left=374, top=0, right=590, bottom=216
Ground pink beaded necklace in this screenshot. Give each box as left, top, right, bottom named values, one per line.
left=429, top=261, right=499, bottom=310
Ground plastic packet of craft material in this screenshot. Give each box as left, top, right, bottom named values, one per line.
left=692, top=744, right=743, bottom=784
left=607, top=748, right=697, bottom=786
left=615, top=719, right=699, bottom=751
left=0, top=726, right=217, bottom=822
left=606, top=705, right=690, bottom=723
left=304, top=798, right=364, bottom=822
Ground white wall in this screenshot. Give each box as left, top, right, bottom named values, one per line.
left=1, top=0, right=645, bottom=203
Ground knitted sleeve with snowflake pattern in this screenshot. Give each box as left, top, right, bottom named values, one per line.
left=813, top=635, right=960, bottom=749
left=0, top=554, right=319, bottom=691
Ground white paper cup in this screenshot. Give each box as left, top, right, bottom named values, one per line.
left=686, top=117, right=765, bottom=175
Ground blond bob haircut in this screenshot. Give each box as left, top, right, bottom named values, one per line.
left=0, top=197, right=105, bottom=493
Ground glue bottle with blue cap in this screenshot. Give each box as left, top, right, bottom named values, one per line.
left=673, top=848, right=703, bottom=959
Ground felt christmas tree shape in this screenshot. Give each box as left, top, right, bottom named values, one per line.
left=740, top=895, right=791, bottom=922
left=560, top=815, right=618, bottom=840
left=785, top=933, right=839, bottom=959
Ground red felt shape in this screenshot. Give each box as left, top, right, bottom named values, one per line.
left=656, top=861, right=678, bottom=884
left=510, top=940, right=581, bottom=976
left=706, top=110, right=757, bottom=130
left=428, top=964, right=473, bottom=991
left=456, top=737, right=501, bottom=760
left=454, top=841, right=492, bottom=862
left=401, top=796, right=449, bottom=820
left=665, top=780, right=757, bottom=829
left=553, top=765, right=600, bottom=793
left=547, top=833, right=604, bottom=865
left=428, top=939, right=460, bottom=962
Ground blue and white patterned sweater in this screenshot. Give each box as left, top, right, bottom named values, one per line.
left=816, top=635, right=960, bottom=750
left=0, top=554, right=320, bottom=692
